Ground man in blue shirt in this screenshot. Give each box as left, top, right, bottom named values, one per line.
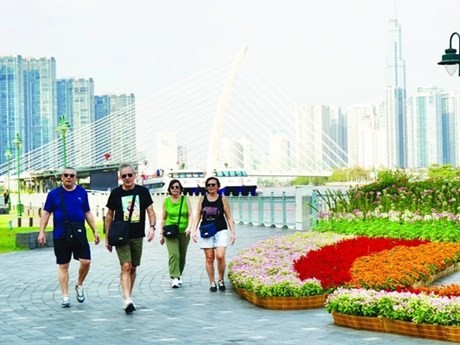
left=38, top=167, right=100, bottom=307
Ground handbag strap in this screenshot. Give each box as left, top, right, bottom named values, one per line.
left=176, top=196, right=184, bottom=227
left=59, top=186, right=70, bottom=226
left=126, top=193, right=136, bottom=223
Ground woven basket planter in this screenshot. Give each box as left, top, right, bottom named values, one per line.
left=332, top=312, right=460, bottom=342
left=234, top=287, right=326, bottom=310
left=332, top=312, right=385, bottom=332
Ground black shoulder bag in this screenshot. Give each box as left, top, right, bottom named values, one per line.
left=59, top=187, right=88, bottom=245
left=163, top=196, right=183, bottom=238
left=108, top=193, right=136, bottom=246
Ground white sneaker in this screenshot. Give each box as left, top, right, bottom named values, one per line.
left=171, top=278, right=180, bottom=288
left=123, top=298, right=136, bottom=313
left=178, top=277, right=182, bottom=286
left=61, top=296, right=71, bottom=308
left=75, top=285, right=85, bottom=303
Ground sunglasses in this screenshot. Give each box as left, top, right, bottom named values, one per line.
left=170, top=185, right=180, bottom=190
left=206, top=183, right=217, bottom=187
left=121, top=173, right=134, bottom=179
left=63, top=174, right=75, bottom=178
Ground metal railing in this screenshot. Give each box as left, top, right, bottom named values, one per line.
left=9, top=188, right=332, bottom=230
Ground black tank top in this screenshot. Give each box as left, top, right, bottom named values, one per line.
left=201, top=195, right=227, bottom=231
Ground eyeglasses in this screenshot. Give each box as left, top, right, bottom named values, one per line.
left=170, top=185, right=180, bottom=190
left=206, top=183, right=217, bottom=187
left=121, top=173, right=134, bottom=179
left=63, top=174, right=75, bottom=178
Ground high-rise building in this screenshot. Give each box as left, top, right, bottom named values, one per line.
left=384, top=19, right=407, bottom=168
left=406, top=87, right=443, bottom=168
left=327, top=107, right=347, bottom=166
left=345, top=104, right=381, bottom=168
left=0, top=56, right=25, bottom=164
left=57, top=78, right=95, bottom=166
left=94, top=93, right=136, bottom=164
left=295, top=104, right=345, bottom=173
left=268, top=131, right=290, bottom=172
left=94, top=95, right=111, bottom=121
left=441, top=92, right=460, bottom=165
left=0, top=56, right=57, bottom=163
left=24, top=57, right=57, bottom=152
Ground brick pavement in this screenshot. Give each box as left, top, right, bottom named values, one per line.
left=0, top=226, right=450, bottom=345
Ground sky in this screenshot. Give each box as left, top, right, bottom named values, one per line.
left=1, top=0, right=460, bottom=107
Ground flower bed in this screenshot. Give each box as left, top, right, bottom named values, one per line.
left=293, top=237, right=426, bottom=289
left=228, top=231, right=350, bottom=298
left=229, top=231, right=460, bottom=312
left=326, top=288, right=460, bottom=327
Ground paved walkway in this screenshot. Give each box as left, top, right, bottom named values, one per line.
left=0, top=226, right=452, bottom=345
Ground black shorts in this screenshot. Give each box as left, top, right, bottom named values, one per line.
left=53, top=239, right=91, bottom=265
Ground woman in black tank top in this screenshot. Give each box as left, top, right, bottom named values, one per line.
left=191, top=177, right=236, bottom=292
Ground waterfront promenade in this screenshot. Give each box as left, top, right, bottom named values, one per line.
left=0, top=225, right=451, bottom=345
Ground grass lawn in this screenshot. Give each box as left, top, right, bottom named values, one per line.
left=0, top=214, right=105, bottom=254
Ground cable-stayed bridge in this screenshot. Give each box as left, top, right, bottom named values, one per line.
left=0, top=47, right=347, bottom=180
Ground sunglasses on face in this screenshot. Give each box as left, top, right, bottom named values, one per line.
left=170, top=185, right=180, bottom=190
left=206, top=183, right=217, bottom=187
left=63, top=174, right=75, bottom=178
left=121, top=173, right=134, bottom=179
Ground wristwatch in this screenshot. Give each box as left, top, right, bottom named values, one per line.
left=150, top=225, right=156, bottom=230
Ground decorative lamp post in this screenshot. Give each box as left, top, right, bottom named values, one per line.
left=4, top=147, right=12, bottom=210
left=438, top=32, right=460, bottom=76
left=12, top=133, right=23, bottom=217
left=56, top=115, right=71, bottom=167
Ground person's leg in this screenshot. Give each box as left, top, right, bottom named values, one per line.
left=130, top=266, right=137, bottom=295
left=214, top=230, right=229, bottom=291
left=178, top=233, right=191, bottom=275
left=120, top=261, right=133, bottom=300
left=73, top=242, right=92, bottom=302
left=116, top=242, right=135, bottom=312
left=215, top=246, right=227, bottom=281
left=129, top=238, right=143, bottom=296
left=204, top=248, right=216, bottom=283
left=75, top=242, right=92, bottom=286
left=54, top=239, right=72, bottom=304
left=58, top=263, right=70, bottom=297
left=166, top=237, right=180, bottom=278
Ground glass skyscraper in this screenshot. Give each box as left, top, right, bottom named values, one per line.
left=384, top=19, right=407, bottom=168
left=0, top=56, right=57, bottom=164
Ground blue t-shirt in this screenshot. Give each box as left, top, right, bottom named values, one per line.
left=43, top=186, right=91, bottom=239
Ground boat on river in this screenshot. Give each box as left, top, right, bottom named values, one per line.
left=142, top=168, right=257, bottom=196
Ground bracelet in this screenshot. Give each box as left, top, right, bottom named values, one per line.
left=150, top=225, right=156, bottom=230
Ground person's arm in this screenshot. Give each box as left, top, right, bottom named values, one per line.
left=37, top=210, right=51, bottom=245
left=85, top=211, right=100, bottom=244
left=105, top=208, right=114, bottom=252
left=146, top=204, right=156, bottom=242
left=191, top=196, right=203, bottom=242
left=222, top=196, right=236, bottom=245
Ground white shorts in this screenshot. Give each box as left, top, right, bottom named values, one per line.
left=200, top=229, right=228, bottom=249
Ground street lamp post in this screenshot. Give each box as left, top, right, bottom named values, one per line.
left=438, top=32, right=460, bottom=76
left=56, top=115, right=70, bottom=168
left=4, top=147, right=12, bottom=210
left=12, top=133, right=23, bottom=217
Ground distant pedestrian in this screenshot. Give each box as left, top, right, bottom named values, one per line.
left=159, top=179, right=193, bottom=288
left=105, top=163, right=156, bottom=313
left=192, top=177, right=236, bottom=292
left=37, top=167, right=100, bottom=308
left=3, top=189, right=9, bottom=206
